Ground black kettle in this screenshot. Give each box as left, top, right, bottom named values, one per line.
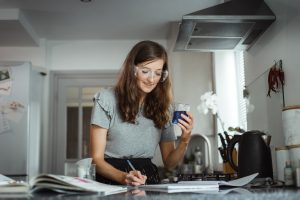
left=227, top=130, right=273, bottom=178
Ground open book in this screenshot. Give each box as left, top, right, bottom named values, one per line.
left=0, top=174, right=127, bottom=196
left=0, top=174, right=30, bottom=194
left=137, top=173, right=258, bottom=193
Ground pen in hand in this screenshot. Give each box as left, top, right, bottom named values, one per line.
left=127, top=160, right=136, bottom=171
left=126, top=160, right=147, bottom=185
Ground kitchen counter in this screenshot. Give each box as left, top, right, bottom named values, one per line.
left=1, top=187, right=300, bottom=199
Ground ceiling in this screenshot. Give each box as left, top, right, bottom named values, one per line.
left=0, top=0, right=222, bottom=46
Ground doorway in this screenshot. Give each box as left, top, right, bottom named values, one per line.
left=50, top=70, right=117, bottom=174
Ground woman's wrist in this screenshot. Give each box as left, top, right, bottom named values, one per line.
left=119, top=172, right=129, bottom=185
left=180, top=137, right=190, bottom=145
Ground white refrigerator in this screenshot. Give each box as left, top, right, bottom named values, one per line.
left=0, top=62, right=44, bottom=180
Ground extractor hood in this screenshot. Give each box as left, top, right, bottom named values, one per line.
left=174, top=0, right=276, bottom=51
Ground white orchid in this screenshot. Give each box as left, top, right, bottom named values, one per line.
left=197, top=91, right=218, bottom=115
left=197, top=91, right=225, bottom=132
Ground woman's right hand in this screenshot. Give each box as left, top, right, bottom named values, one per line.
left=124, top=170, right=147, bottom=186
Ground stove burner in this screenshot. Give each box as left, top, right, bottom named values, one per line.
left=177, top=173, right=283, bottom=188
left=178, top=172, right=235, bottom=182
left=249, top=177, right=284, bottom=188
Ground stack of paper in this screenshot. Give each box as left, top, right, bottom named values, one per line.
left=138, top=183, right=219, bottom=193
left=137, top=173, right=258, bottom=193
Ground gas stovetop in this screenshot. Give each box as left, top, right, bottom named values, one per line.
left=176, top=173, right=283, bottom=188
left=177, top=171, right=236, bottom=182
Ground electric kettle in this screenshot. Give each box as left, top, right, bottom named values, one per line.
left=227, top=130, right=273, bottom=178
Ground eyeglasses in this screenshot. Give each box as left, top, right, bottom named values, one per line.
left=134, top=66, right=168, bottom=82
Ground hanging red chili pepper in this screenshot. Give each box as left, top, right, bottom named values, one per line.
left=267, top=60, right=285, bottom=97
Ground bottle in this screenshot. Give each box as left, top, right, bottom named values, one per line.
left=194, top=146, right=202, bottom=165
left=193, top=146, right=203, bottom=174
left=296, top=160, right=300, bottom=187
left=284, top=160, right=294, bottom=186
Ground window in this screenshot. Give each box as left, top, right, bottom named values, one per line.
left=213, top=51, right=247, bottom=163
left=235, top=51, right=247, bottom=131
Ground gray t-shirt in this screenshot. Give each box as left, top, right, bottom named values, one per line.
left=90, top=88, right=176, bottom=159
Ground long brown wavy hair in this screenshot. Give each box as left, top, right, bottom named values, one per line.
left=114, top=40, right=173, bottom=129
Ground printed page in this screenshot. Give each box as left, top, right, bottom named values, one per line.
left=30, top=174, right=127, bottom=195
left=219, top=173, right=258, bottom=186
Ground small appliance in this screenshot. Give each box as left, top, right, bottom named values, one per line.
left=227, top=130, right=273, bottom=179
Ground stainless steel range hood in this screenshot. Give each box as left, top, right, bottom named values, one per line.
left=174, top=0, right=276, bottom=51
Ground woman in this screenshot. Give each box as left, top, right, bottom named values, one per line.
left=90, top=40, right=193, bottom=186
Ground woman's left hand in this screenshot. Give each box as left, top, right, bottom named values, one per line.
left=177, top=111, right=194, bottom=143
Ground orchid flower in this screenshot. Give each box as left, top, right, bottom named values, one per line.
left=197, top=91, right=218, bottom=115
left=197, top=91, right=225, bottom=132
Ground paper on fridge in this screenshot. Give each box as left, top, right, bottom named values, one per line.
left=0, top=81, right=12, bottom=96
left=0, top=67, right=11, bottom=96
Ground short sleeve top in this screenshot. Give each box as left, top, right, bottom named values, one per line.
left=90, top=88, right=176, bottom=159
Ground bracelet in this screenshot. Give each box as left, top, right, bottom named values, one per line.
left=180, top=139, right=189, bottom=145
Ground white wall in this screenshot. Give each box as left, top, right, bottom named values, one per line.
left=244, top=0, right=300, bottom=151
left=0, top=40, right=46, bottom=67
left=46, top=40, right=167, bottom=70
left=171, top=52, right=213, bottom=135
left=245, top=0, right=300, bottom=106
